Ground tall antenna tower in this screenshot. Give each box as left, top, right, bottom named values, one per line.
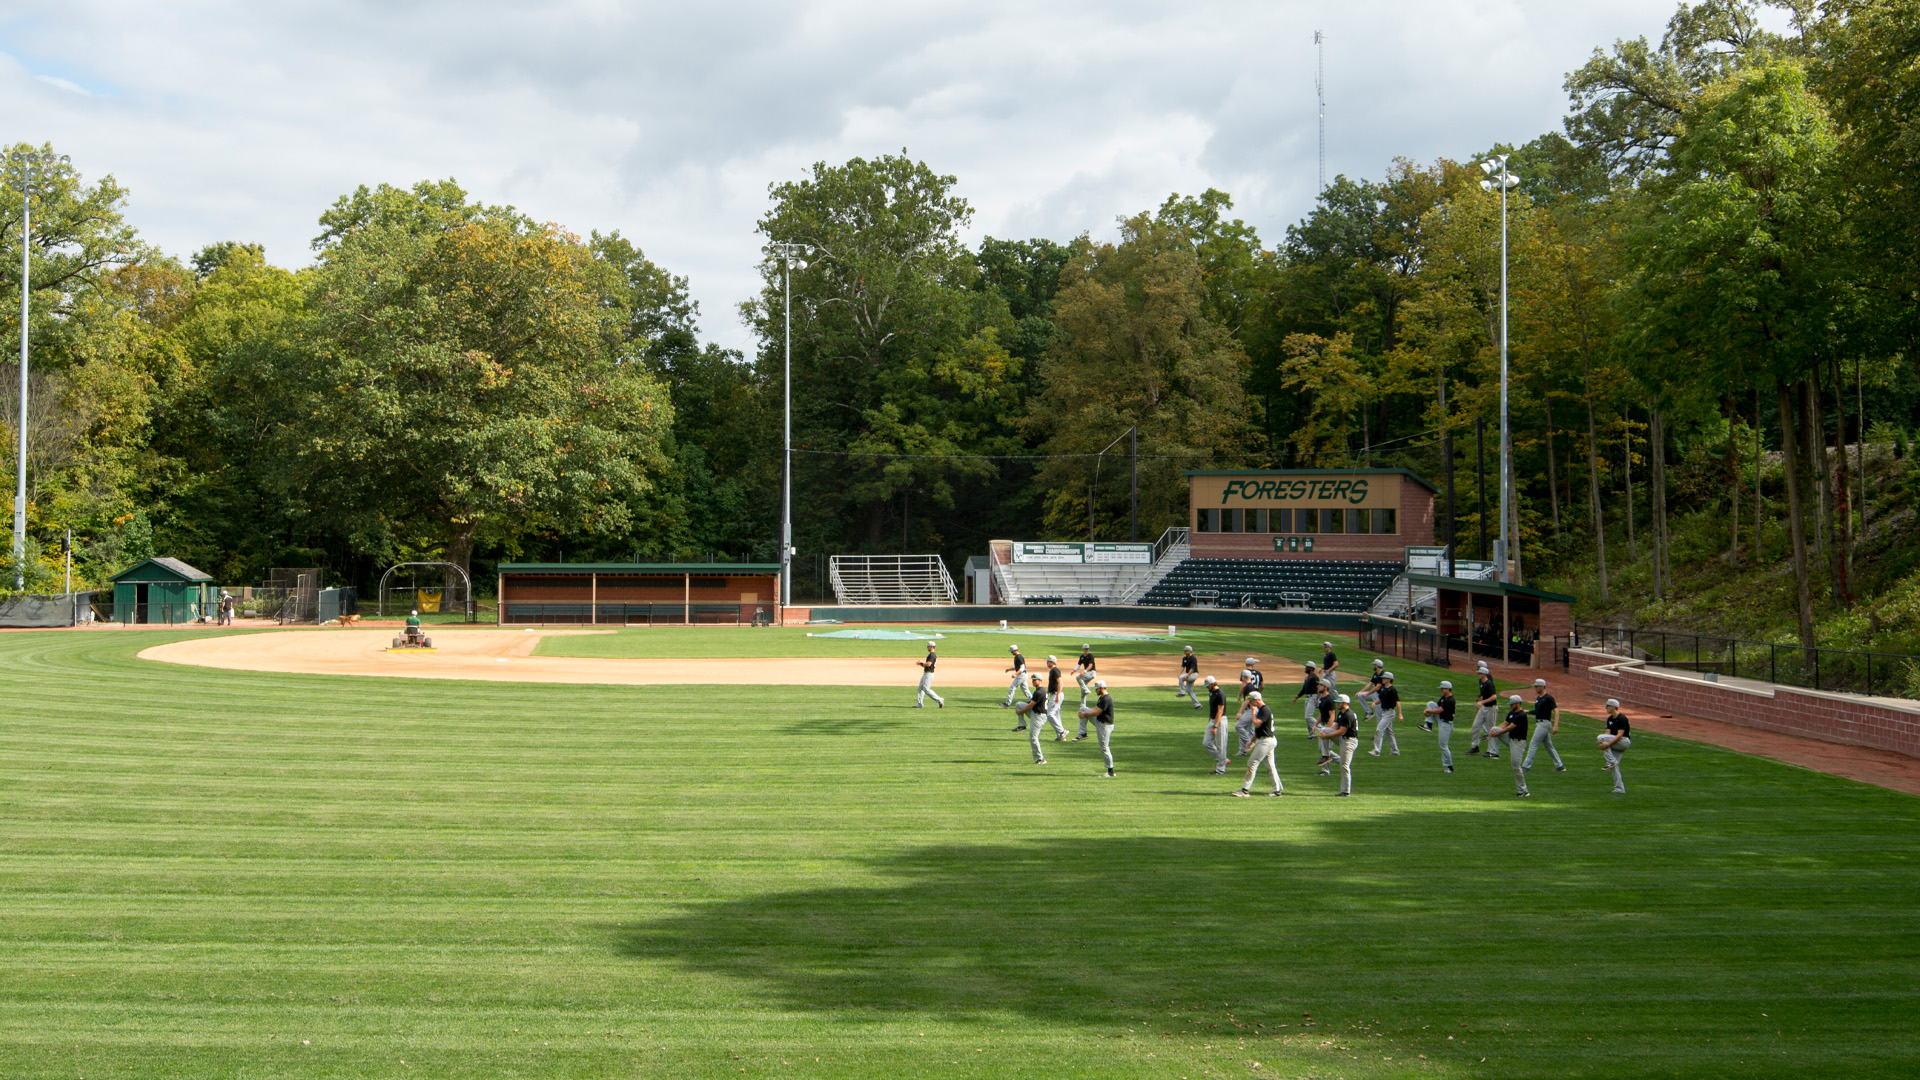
left=1314, top=30, right=1326, bottom=193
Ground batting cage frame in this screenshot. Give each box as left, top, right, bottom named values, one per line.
left=377, top=562, right=477, bottom=622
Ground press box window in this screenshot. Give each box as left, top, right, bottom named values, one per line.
left=1246, top=508, right=1268, bottom=532
left=1222, top=508, right=1243, bottom=533
left=1196, top=509, right=1218, bottom=532
left=1320, top=508, right=1343, bottom=534
left=1270, top=508, right=1292, bottom=533
left=1372, top=508, right=1398, bottom=534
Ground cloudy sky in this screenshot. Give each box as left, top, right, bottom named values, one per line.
left=3, top=1, right=1734, bottom=353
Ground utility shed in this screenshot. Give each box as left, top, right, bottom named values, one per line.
left=110, top=558, right=214, bottom=625
left=497, top=563, right=782, bottom=626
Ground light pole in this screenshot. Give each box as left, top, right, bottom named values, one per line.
left=769, top=241, right=807, bottom=607
left=6, top=149, right=66, bottom=591
left=1479, top=154, right=1518, bottom=583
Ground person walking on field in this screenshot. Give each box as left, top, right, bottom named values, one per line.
left=1599, top=698, right=1632, bottom=794
left=1078, top=679, right=1117, bottom=777
left=1360, top=658, right=1385, bottom=721
left=915, top=641, right=945, bottom=708
left=1201, top=675, right=1231, bottom=774
left=1321, top=641, right=1341, bottom=688
left=1017, top=674, right=1051, bottom=763
left=1178, top=645, right=1201, bottom=706
left=1523, top=678, right=1566, bottom=773
left=1315, top=694, right=1360, bottom=795
left=1005, top=644, right=1029, bottom=718
left=1235, top=659, right=1265, bottom=753
left=1313, top=679, right=1340, bottom=773
left=1293, top=662, right=1322, bottom=733
left=1429, top=680, right=1458, bottom=772
left=1369, top=671, right=1401, bottom=757
left=1231, top=691, right=1283, bottom=797
left=1042, top=656, right=1067, bottom=740
left=1074, top=644, right=1097, bottom=707
left=1468, top=663, right=1500, bottom=758
left=1488, top=695, right=1532, bottom=797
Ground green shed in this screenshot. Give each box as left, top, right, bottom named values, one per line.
left=110, top=558, right=214, bottom=625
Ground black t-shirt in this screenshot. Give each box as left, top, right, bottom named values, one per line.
left=1010, top=653, right=1026, bottom=671
left=922, top=652, right=936, bottom=672
left=1534, top=692, right=1557, bottom=722
left=1208, top=686, right=1227, bottom=719
left=1094, top=692, right=1114, bottom=724
left=1048, top=667, right=1062, bottom=693
left=1182, top=653, right=1198, bottom=673
left=1367, top=672, right=1384, bottom=693
left=1478, top=676, right=1497, bottom=706
left=1317, top=691, right=1337, bottom=721
left=1247, top=669, right=1264, bottom=694
left=1251, top=705, right=1275, bottom=740
left=1606, top=713, right=1631, bottom=738
left=1331, top=707, right=1359, bottom=740
left=1505, top=707, right=1530, bottom=741
left=1438, top=695, right=1457, bottom=723
left=1028, top=686, right=1047, bottom=712
left=1079, top=650, right=1095, bottom=670
left=1323, top=650, right=1338, bottom=672
left=1296, top=675, right=1319, bottom=699
left=1377, top=686, right=1400, bottom=712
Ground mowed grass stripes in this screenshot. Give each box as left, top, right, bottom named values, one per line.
left=0, top=628, right=1917, bottom=1078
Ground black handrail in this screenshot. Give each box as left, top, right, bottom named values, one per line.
left=1570, top=623, right=1919, bottom=700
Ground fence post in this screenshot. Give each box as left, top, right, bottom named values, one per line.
left=1814, top=648, right=1821, bottom=692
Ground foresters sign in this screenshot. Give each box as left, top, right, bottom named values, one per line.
left=1192, top=473, right=1403, bottom=509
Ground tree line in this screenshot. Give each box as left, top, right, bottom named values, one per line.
left=2, top=0, right=1915, bottom=652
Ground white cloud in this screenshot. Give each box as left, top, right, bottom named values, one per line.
left=2, top=0, right=1709, bottom=351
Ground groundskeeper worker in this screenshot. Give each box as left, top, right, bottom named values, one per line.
left=1489, top=695, right=1532, bottom=797
left=405, top=609, right=422, bottom=642
left=915, top=641, right=944, bottom=709
left=1232, top=690, right=1282, bottom=797
left=1599, top=698, right=1632, bottom=794
left=1078, top=679, right=1117, bottom=777
left=1523, top=677, right=1566, bottom=773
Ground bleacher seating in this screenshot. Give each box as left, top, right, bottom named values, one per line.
left=1137, top=559, right=1403, bottom=613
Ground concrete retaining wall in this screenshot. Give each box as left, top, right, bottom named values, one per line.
left=1571, top=648, right=1920, bottom=759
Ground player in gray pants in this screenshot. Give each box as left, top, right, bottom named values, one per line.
left=1523, top=677, right=1566, bottom=772
left=1369, top=672, right=1401, bottom=757
left=1078, top=679, right=1117, bottom=777
left=1489, top=695, right=1532, bottom=797
left=915, top=642, right=945, bottom=708
left=1004, top=645, right=1029, bottom=713
left=1017, top=674, right=1050, bottom=763
left=1042, top=656, right=1067, bottom=739
left=1599, top=698, right=1632, bottom=794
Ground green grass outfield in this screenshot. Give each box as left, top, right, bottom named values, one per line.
left=1, top=628, right=1917, bottom=1078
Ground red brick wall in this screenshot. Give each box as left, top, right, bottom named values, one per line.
left=1535, top=602, right=1570, bottom=640
left=1571, top=648, right=1920, bottom=758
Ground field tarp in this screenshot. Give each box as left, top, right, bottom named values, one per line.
left=0, top=592, right=89, bottom=628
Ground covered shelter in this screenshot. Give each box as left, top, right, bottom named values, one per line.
left=110, top=557, right=214, bottom=625
left=498, top=562, right=782, bottom=626
left=1406, top=573, right=1574, bottom=667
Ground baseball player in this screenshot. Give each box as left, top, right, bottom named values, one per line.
left=1077, top=678, right=1117, bottom=777
left=1235, top=658, right=1265, bottom=754
left=1488, top=694, right=1532, bottom=796
left=1360, top=659, right=1386, bottom=720
left=1074, top=644, right=1097, bottom=706
left=1016, top=673, right=1050, bottom=763
left=1292, top=662, right=1321, bottom=733
left=1231, top=690, right=1283, bottom=796
left=1004, top=644, right=1029, bottom=716
left=1369, top=671, right=1401, bottom=757
left=1315, top=694, right=1360, bottom=796
left=915, top=641, right=945, bottom=708
left=1201, top=675, right=1231, bottom=773
left=1468, top=662, right=1499, bottom=758
left=1320, top=641, right=1340, bottom=687
left=1313, top=678, right=1340, bottom=772
left=1430, top=680, right=1458, bottom=772
left=1599, top=698, right=1632, bottom=794
left=1522, top=677, right=1566, bottom=772
left=1042, top=655, right=1067, bottom=740
left=1177, top=645, right=1201, bottom=706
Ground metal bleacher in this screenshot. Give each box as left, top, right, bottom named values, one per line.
left=1137, top=558, right=1403, bottom=612
left=829, top=554, right=959, bottom=606
left=988, top=528, right=1189, bottom=606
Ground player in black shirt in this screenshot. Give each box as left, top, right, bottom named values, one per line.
left=1488, top=694, right=1532, bottom=796
left=1317, top=694, right=1360, bottom=795
left=1230, top=692, right=1283, bottom=796
left=1321, top=642, right=1340, bottom=689
left=1361, top=658, right=1386, bottom=722
left=1469, top=664, right=1500, bottom=757
left=1599, top=698, right=1632, bottom=794
left=915, top=641, right=945, bottom=708
left=1428, top=680, right=1459, bottom=772
left=1076, top=679, right=1117, bottom=777
left=1201, top=676, right=1231, bottom=774
left=1074, top=645, right=1097, bottom=707
left=1369, top=672, right=1401, bottom=757
left=1016, top=674, right=1051, bottom=763
left=1314, top=682, right=1340, bottom=771
left=1041, top=656, right=1067, bottom=740
left=1522, top=677, right=1566, bottom=772
left=1292, top=663, right=1322, bottom=735
left=1178, top=645, right=1201, bottom=707
left=1004, top=645, right=1029, bottom=716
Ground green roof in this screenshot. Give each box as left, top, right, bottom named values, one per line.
left=109, top=557, right=213, bottom=583
left=1184, top=467, right=1438, bottom=494
left=1403, top=573, right=1575, bottom=604
left=498, top=563, right=781, bottom=574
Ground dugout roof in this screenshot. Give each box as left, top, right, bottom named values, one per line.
left=499, top=562, right=781, bottom=574
left=1403, top=573, right=1575, bottom=604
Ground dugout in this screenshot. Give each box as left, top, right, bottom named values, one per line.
left=110, top=557, right=214, bottom=625
left=498, top=562, right=781, bottom=625
left=1408, top=573, right=1573, bottom=667
left=1186, top=469, right=1437, bottom=560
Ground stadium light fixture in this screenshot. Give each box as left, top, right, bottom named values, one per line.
left=769, top=241, right=808, bottom=607
left=1475, top=152, right=1518, bottom=582
left=6, top=149, right=66, bottom=592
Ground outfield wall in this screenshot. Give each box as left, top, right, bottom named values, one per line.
left=1571, top=648, right=1920, bottom=759
left=804, top=605, right=1366, bottom=632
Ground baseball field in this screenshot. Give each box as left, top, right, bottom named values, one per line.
left=2, top=623, right=1917, bottom=1078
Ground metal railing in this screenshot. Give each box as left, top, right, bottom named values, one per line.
left=829, top=554, right=959, bottom=606
left=1572, top=624, right=1920, bottom=701
left=1114, top=526, right=1192, bottom=604
left=1358, top=615, right=1451, bottom=668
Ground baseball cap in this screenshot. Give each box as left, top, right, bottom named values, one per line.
left=1509, top=694, right=1524, bottom=703
left=1246, top=657, right=1259, bottom=665
left=1373, top=658, right=1385, bottom=667
left=1606, top=698, right=1621, bottom=708
left=1337, top=694, right=1351, bottom=703
left=1093, top=679, right=1107, bottom=689
left=1082, top=643, right=1091, bottom=649
left=1183, top=645, right=1194, bottom=652
left=1323, top=640, right=1333, bottom=648
left=1304, top=661, right=1317, bottom=669
left=1382, top=672, right=1395, bottom=680
left=1248, top=691, right=1263, bottom=701
left=1439, top=680, right=1452, bottom=689
left=1031, top=672, right=1043, bottom=682
left=1534, top=678, right=1547, bottom=687
left=1047, top=654, right=1057, bottom=662
left=1010, top=644, right=1020, bottom=651
left=1203, top=675, right=1217, bottom=685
